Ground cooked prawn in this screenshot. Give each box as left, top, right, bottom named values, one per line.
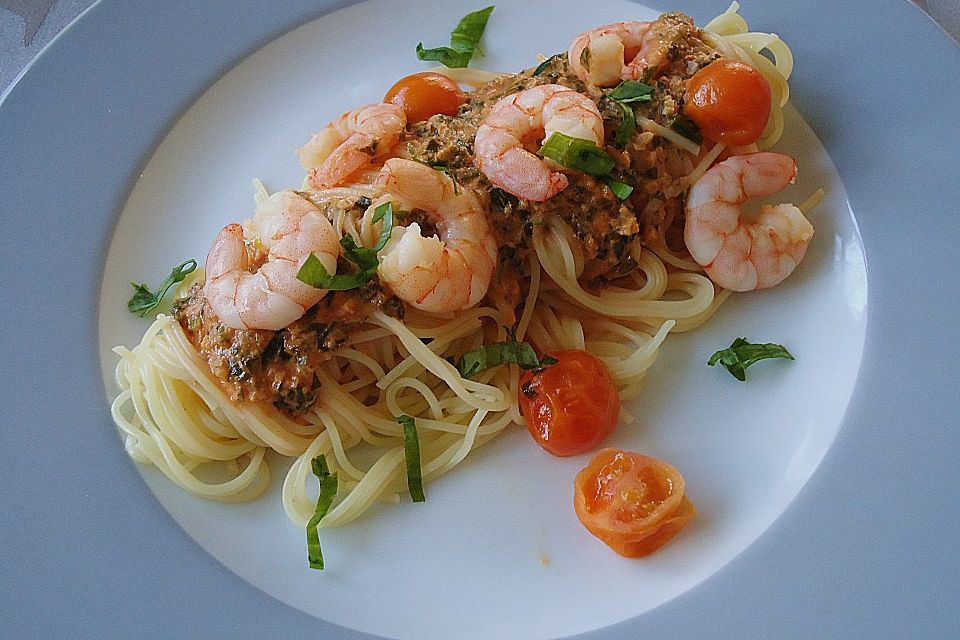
left=474, top=84, right=604, bottom=202
left=205, top=190, right=340, bottom=330
left=567, top=21, right=658, bottom=87
left=684, top=152, right=814, bottom=291
left=297, top=103, right=406, bottom=189
left=375, top=158, right=497, bottom=313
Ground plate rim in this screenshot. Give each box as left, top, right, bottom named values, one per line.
left=2, top=0, right=959, bottom=638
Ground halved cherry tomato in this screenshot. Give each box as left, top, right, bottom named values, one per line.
left=574, top=448, right=696, bottom=557
left=384, top=72, right=464, bottom=123
left=684, top=59, right=772, bottom=146
left=518, top=350, right=620, bottom=456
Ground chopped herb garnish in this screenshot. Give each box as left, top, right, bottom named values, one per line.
left=708, top=338, right=794, bottom=381
left=306, top=455, right=338, bottom=570
left=601, top=175, right=634, bottom=200
left=456, top=333, right=556, bottom=378
left=127, top=259, right=197, bottom=316
left=669, top=114, right=703, bottom=145
left=297, top=254, right=376, bottom=291
left=607, top=80, right=654, bottom=103
left=298, top=203, right=394, bottom=291
left=416, top=6, right=494, bottom=68
left=613, top=100, right=636, bottom=149
left=430, top=163, right=460, bottom=194
left=397, top=415, right=425, bottom=502
left=538, top=133, right=632, bottom=200
left=606, top=81, right=652, bottom=149
left=532, top=54, right=560, bottom=76
left=538, top=132, right=615, bottom=176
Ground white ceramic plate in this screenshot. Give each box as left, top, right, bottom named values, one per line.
left=3, top=1, right=959, bottom=638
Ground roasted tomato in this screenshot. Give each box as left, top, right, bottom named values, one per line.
left=518, top=350, right=620, bottom=456
left=684, top=59, right=772, bottom=146
left=574, top=448, right=696, bottom=557
left=384, top=72, right=464, bottom=122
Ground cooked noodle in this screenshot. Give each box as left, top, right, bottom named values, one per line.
left=110, top=5, right=793, bottom=532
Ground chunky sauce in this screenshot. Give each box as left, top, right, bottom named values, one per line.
left=177, top=12, right=721, bottom=416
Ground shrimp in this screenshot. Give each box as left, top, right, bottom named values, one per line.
left=684, top=152, right=814, bottom=292
left=568, top=21, right=657, bottom=87
left=205, top=190, right=340, bottom=330
left=374, top=158, right=497, bottom=313
left=474, top=84, right=604, bottom=202
left=568, top=14, right=695, bottom=87
left=297, top=103, right=406, bottom=189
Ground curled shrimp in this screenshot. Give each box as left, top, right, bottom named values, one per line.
left=684, top=152, right=814, bottom=292
left=297, top=103, right=406, bottom=189
left=375, top=158, right=497, bottom=313
left=474, top=84, right=604, bottom=202
left=567, top=21, right=659, bottom=87
left=205, top=190, right=340, bottom=330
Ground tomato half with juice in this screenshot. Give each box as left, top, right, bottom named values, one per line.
left=574, top=448, right=696, bottom=557
left=684, top=58, right=772, bottom=146
left=518, top=350, right=620, bottom=456
left=384, top=72, right=464, bottom=122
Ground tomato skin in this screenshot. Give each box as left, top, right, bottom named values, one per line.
left=384, top=72, right=464, bottom=122
left=518, top=350, right=620, bottom=457
left=573, top=448, right=696, bottom=557
left=684, top=59, right=772, bottom=146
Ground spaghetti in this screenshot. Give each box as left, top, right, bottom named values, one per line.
left=110, top=4, right=798, bottom=540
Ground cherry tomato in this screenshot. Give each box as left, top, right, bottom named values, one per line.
left=384, top=72, right=464, bottom=122
left=684, top=59, right=772, bottom=146
left=574, top=448, right=696, bottom=557
left=518, top=350, right=620, bottom=456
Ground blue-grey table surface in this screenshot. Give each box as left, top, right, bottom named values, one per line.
left=1, top=0, right=958, bottom=92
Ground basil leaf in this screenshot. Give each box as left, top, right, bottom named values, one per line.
left=127, top=259, right=197, bottom=316
left=669, top=114, right=703, bottom=145
left=601, top=175, right=634, bottom=200
left=430, top=163, right=460, bottom=194
left=370, top=202, right=394, bottom=251
left=339, top=235, right=378, bottom=272
left=532, top=54, right=560, bottom=76
left=306, top=455, right=338, bottom=570
left=613, top=100, right=636, bottom=149
left=416, top=6, right=494, bottom=68
left=538, top=132, right=615, bottom=176
left=297, top=254, right=376, bottom=291
left=538, top=355, right=559, bottom=368
left=708, top=338, right=794, bottom=381
left=456, top=338, right=555, bottom=378
left=338, top=202, right=395, bottom=273
left=607, top=80, right=654, bottom=103
left=397, top=415, right=425, bottom=502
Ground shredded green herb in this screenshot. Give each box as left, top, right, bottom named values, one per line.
left=416, top=6, right=494, bottom=68
left=613, top=100, right=636, bottom=149
left=430, top=163, right=460, bottom=194
left=397, top=415, right=426, bottom=502
left=455, top=332, right=557, bottom=378
left=538, top=132, right=615, bottom=176
left=297, top=202, right=394, bottom=291
left=297, top=254, right=376, bottom=291
left=607, top=80, right=654, bottom=103
left=708, top=338, right=794, bottom=381
left=669, top=114, right=703, bottom=145
left=127, top=259, right=197, bottom=316
left=538, top=132, right=633, bottom=200
left=607, top=81, right=653, bottom=150
left=532, top=54, right=560, bottom=76
left=339, top=202, right=394, bottom=270
left=601, top=175, right=634, bottom=200
left=306, top=455, right=338, bottom=570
